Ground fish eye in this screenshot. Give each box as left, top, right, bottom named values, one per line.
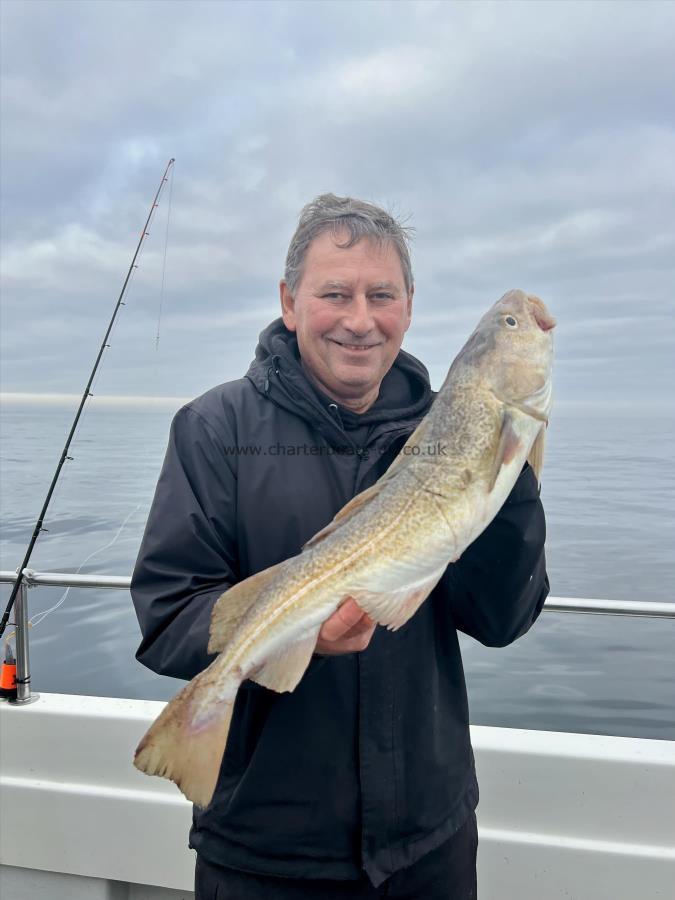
left=504, top=315, right=518, bottom=328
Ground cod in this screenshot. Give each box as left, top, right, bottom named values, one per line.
left=134, top=289, right=555, bottom=808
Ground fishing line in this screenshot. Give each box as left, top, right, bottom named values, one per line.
left=21, top=225, right=158, bottom=608
left=0, top=158, right=175, bottom=641
left=155, top=161, right=174, bottom=350
left=38, top=221, right=162, bottom=584
left=3, top=503, right=142, bottom=643
left=26, top=231, right=147, bottom=553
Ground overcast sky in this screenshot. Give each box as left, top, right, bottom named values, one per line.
left=1, top=0, right=673, bottom=412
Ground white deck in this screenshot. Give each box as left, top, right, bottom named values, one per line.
left=1, top=693, right=674, bottom=899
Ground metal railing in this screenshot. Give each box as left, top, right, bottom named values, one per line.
left=2, top=569, right=674, bottom=616
left=1, top=569, right=674, bottom=706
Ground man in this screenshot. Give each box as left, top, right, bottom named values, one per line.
left=131, top=194, right=549, bottom=899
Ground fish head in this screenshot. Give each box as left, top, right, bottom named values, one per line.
left=458, top=289, right=555, bottom=418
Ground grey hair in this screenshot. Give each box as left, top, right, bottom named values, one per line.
left=284, top=193, right=414, bottom=296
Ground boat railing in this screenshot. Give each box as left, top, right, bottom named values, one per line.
left=1, top=569, right=674, bottom=706
left=2, top=568, right=673, bottom=614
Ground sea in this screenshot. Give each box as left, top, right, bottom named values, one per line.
left=1, top=400, right=674, bottom=741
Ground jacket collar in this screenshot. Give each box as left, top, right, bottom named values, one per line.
left=246, top=318, right=433, bottom=449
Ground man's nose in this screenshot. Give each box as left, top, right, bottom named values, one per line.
left=343, top=295, right=375, bottom=336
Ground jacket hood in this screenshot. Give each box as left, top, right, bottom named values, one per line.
left=246, top=318, right=432, bottom=448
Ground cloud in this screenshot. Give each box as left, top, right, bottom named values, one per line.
left=1, top=0, right=673, bottom=406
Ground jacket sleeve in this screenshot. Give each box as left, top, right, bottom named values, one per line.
left=441, top=462, right=550, bottom=647
left=131, top=405, right=239, bottom=681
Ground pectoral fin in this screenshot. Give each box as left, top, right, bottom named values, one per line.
left=527, top=424, right=547, bottom=486
left=510, top=399, right=548, bottom=423
left=488, top=411, right=521, bottom=492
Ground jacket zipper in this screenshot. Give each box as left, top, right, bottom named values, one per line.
left=270, top=363, right=365, bottom=457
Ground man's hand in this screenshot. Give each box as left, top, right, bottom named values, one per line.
left=315, top=597, right=376, bottom=655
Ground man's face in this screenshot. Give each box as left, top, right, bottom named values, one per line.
left=280, top=229, right=413, bottom=411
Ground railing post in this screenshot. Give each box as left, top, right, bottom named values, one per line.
left=11, top=572, right=39, bottom=705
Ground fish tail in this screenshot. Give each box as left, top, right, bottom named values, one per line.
left=133, top=656, right=238, bottom=808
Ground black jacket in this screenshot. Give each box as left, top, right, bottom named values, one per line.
left=131, top=319, right=549, bottom=887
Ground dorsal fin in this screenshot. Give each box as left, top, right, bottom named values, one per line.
left=208, top=560, right=288, bottom=653
left=382, top=414, right=431, bottom=480
left=302, top=415, right=431, bottom=552
left=302, top=481, right=384, bottom=550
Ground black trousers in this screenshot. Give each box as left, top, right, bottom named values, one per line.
left=194, top=811, right=478, bottom=899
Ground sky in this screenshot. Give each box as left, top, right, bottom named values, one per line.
left=1, top=0, right=673, bottom=412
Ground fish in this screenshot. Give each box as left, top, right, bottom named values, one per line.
left=133, top=288, right=555, bottom=808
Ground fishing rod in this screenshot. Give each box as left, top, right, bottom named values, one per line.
left=0, top=157, right=175, bottom=641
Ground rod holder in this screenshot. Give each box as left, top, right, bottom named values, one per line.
left=10, top=576, right=39, bottom=705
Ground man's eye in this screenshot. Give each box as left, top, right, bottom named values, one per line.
left=372, top=293, right=393, bottom=300
left=324, top=293, right=345, bottom=300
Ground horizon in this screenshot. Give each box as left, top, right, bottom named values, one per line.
left=0, top=391, right=668, bottom=418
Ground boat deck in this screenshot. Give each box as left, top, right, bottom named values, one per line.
left=2, top=692, right=674, bottom=900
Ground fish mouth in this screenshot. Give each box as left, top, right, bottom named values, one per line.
left=527, top=295, right=556, bottom=332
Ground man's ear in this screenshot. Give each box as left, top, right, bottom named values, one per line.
left=280, top=280, right=297, bottom=331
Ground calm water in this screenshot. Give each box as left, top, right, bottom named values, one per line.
left=1, top=401, right=674, bottom=741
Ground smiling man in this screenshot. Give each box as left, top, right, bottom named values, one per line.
left=280, top=228, right=413, bottom=414
left=132, top=194, right=549, bottom=899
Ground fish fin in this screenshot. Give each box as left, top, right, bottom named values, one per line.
left=510, top=399, right=548, bottom=423
left=302, top=481, right=386, bottom=550
left=352, top=568, right=444, bottom=632
left=334, top=481, right=383, bottom=522
left=249, top=626, right=321, bottom=693
left=488, top=410, right=521, bottom=492
left=208, top=560, right=288, bottom=653
left=302, top=422, right=428, bottom=552
left=527, top=424, right=547, bottom=486
left=133, top=656, right=237, bottom=808
left=381, top=414, right=431, bottom=479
